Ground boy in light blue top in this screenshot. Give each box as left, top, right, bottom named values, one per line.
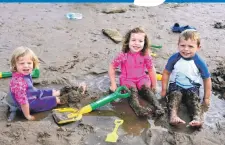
left=161, top=29, right=212, bottom=127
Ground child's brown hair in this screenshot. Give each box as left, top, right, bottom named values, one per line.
left=179, top=29, right=200, bottom=47
left=122, top=27, right=150, bottom=56
left=10, top=46, right=39, bottom=72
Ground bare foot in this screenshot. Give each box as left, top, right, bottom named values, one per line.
left=170, top=116, right=186, bottom=125
left=189, top=120, right=203, bottom=127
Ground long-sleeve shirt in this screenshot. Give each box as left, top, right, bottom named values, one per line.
left=112, top=51, right=153, bottom=80
left=10, top=72, right=52, bottom=106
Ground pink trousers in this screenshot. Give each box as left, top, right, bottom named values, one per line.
left=120, top=76, right=151, bottom=90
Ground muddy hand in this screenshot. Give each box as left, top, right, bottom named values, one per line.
left=110, top=84, right=117, bottom=92
left=79, top=82, right=87, bottom=95
left=203, top=98, right=210, bottom=107
left=160, top=90, right=167, bottom=97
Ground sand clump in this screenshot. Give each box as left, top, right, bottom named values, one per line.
left=59, top=85, right=88, bottom=108
left=211, top=61, right=225, bottom=98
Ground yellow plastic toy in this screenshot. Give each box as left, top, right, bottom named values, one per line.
left=105, top=119, right=124, bottom=143
left=156, top=74, right=162, bottom=81
left=52, top=86, right=131, bottom=125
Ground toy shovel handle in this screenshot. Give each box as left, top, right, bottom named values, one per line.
left=89, top=86, right=131, bottom=110
left=114, top=119, right=124, bottom=125
left=114, top=86, right=131, bottom=98
left=113, top=119, right=124, bottom=133
left=151, top=44, right=162, bottom=49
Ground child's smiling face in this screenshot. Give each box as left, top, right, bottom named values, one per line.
left=129, top=32, right=145, bottom=53
left=16, top=54, right=33, bottom=75
left=178, top=38, right=201, bottom=58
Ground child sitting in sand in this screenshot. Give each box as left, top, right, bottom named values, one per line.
left=108, top=27, right=164, bottom=117
left=6, top=46, right=63, bottom=121
left=161, top=29, right=212, bottom=127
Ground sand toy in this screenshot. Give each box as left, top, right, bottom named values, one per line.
left=151, top=44, right=162, bottom=49
left=52, top=86, right=131, bottom=124
left=156, top=74, right=162, bottom=81
left=105, top=119, right=124, bottom=143
left=0, top=68, right=40, bottom=78
left=66, top=12, right=83, bottom=20
left=150, top=52, right=157, bottom=57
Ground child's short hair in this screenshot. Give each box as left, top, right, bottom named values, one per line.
left=179, top=29, right=200, bottom=46
left=10, top=46, right=39, bottom=72
left=122, top=27, right=150, bottom=56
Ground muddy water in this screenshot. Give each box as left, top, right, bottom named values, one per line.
left=3, top=74, right=225, bottom=143
left=80, top=74, right=150, bottom=135
left=79, top=74, right=225, bottom=134
left=36, top=75, right=225, bottom=132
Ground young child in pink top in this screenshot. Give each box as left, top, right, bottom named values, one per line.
left=108, top=27, right=164, bottom=117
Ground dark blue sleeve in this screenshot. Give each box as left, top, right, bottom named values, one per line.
left=165, top=53, right=181, bottom=72
left=193, top=54, right=211, bottom=79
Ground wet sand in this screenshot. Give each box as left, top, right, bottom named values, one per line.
left=0, top=3, right=225, bottom=145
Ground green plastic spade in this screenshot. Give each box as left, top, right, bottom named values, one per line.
left=53, top=86, right=131, bottom=124
left=0, top=68, right=40, bottom=78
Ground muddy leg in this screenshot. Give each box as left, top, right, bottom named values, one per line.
left=185, top=91, right=202, bottom=127
left=128, top=87, right=151, bottom=117
left=168, top=91, right=186, bottom=125
left=139, top=86, right=164, bottom=116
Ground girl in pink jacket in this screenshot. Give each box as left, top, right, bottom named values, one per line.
left=108, top=27, right=164, bottom=117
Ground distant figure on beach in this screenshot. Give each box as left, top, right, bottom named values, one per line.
left=161, top=29, right=212, bottom=127
left=6, top=46, right=63, bottom=121
left=108, top=27, right=164, bottom=117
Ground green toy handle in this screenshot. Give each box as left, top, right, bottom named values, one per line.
left=0, top=68, right=40, bottom=78
left=151, top=44, right=162, bottom=49
left=31, top=68, right=40, bottom=78
left=90, top=86, right=131, bottom=110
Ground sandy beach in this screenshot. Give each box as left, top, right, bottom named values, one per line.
left=0, top=3, right=225, bottom=145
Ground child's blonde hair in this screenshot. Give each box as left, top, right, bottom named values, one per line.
left=122, top=27, right=150, bottom=56
left=179, top=29, right=200, bottom=47
left=10, top=46, right=39, bottom=72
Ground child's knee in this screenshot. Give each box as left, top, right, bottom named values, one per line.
left=168, top=91, right=182, bottom=109
left=168, top=91, right=182, bottom=100
left=129, top=87, right=138, bottom=93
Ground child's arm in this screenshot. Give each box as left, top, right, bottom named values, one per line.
left=10, top=77, right=35, bottom=120
left=148, top=66, right=157, bottom=92
left=108, top=64, right=117, bottom=91
left=20, top=103, right=35, bottom=120
left=161, top=69, right=171, bottom=97
left=203, top=77, right=212, bottom=106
